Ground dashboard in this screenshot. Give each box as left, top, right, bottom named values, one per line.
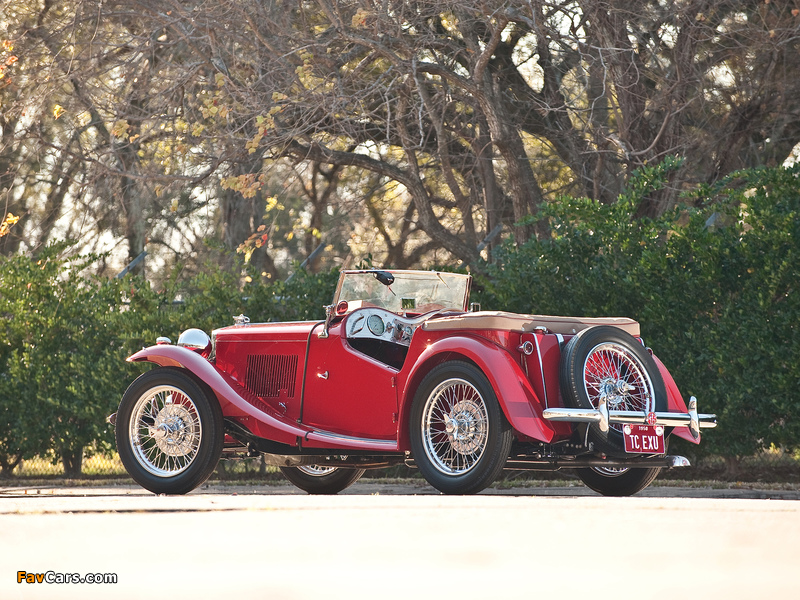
left=345, top=308, right=428, bottom=347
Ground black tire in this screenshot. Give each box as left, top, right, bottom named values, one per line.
left=576, top=466, right=661, bottom=497
left=116, top=367, right=223, bottom=495
left=560, top=326, right=668, bottom=457
left=279, top=465, right=365, bottom=494
left=409, top=361, right=513, bottom=495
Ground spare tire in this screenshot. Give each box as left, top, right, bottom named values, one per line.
left=560, top=325, right=667, bottom=457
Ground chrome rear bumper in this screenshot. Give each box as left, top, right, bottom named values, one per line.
left=542, top=396, right=716, bottom=440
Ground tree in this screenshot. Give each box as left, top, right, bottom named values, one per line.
left=2, top=1, right=221, bottom=277
left=110, top=0, right=800, bottom=263
left=5, top=1, right=800, bottom=272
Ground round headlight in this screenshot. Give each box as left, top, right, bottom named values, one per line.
left=177, top=328, right=211, bottom=354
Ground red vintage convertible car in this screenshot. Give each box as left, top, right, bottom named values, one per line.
left=113, top=269, right=716, bottom=496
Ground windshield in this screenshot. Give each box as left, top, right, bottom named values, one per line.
left=334, top=270, right=471, bottom=313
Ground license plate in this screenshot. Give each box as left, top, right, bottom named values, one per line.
left=622, top=424, right=665, bottom=453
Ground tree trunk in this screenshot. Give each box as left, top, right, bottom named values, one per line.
left=724, top=456, right=740, bottom=480
left=61, top=448, right=83, bottom=478
left=0, top=453, right=23, bottom=478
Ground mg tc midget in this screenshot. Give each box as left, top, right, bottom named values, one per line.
left=113, top=269, right=716, bottom=496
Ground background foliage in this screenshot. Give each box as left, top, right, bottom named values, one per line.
left=0, top=249, right=337, bottom=477
left=2, top=1, right=800, bottom=478
left=4, top=1, right=800, bottom=277
left=1, top=164, right=798, bottom=477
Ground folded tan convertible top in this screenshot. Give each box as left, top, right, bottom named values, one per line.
left=422, top=311, right=640, bottom=337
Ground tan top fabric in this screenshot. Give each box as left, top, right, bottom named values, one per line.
left=422, top=311, right=640, bottom=337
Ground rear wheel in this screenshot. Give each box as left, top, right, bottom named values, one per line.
left=560, top=326, right=668, bottom=457
left=116, top=368, right=223, bottom=495
left=575, top=466, right=661, bottom=497
left=410, top=361, right=513, bottom=495
left=279, top=465, right=365, bottom=494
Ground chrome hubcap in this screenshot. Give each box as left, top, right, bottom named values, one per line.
left=443, top=401, right=484, bottom=455
left=151, top=404, right=194, bottom=456
left=598, top=377, right=636, bottom=408
left=423, top=378, right=488, bottom=475
left=129, top=385, right=202, bottom=477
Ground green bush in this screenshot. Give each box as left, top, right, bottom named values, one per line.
left=0, top=245, right=130, bottom=475
left=3, top=165, right=797, bottom=475
left=0, top=247, right=337, bottom=476
left=643, top=167, right=800, bottom=459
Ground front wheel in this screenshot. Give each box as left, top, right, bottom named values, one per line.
left=116, top=368, right=223, bottom=495
left=279, top=465, right=365, bottom=494
left=410, top=361, right=513, bottom=495
left=576, top=466, right=661, bottom=497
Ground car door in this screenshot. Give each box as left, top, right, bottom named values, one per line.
left=301, top=320, right=399, bottom=440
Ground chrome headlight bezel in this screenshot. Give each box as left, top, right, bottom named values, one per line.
left=177, top=328, right=212, bottom=355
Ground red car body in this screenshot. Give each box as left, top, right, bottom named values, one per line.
left=114, top=270, right=716, bottom=496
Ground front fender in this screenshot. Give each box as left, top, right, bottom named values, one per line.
left=399, top=336, right=557, bottom=446
left=127, top=345, right=309, bottom=445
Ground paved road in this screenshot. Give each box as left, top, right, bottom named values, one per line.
left=1, top=482, right=798, bottom=599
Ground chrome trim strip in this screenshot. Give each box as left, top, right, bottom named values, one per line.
left=305, top=429, right=398, bottom=450
left=542, top=407, right=603, bottom=423
left=532, top=333, right=549, bottom=409
left=609, top=411, right=717, bottom=428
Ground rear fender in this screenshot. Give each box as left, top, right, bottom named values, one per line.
left=398, top=336, right=557, bottom=448
left=127, top=345, right=309, bottom=445
left=652, top=353, right=699, bottom=444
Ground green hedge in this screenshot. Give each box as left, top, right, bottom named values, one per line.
left=0, top=248, right=337, bottom=476
left=2, top=164, right=797, bottom=474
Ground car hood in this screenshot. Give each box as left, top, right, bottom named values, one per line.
left=213, top=320, right=321, bottom=344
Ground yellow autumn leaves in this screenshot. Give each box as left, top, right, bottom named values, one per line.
left=0, top=213, right=21, bottom=238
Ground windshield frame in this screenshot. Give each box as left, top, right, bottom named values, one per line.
left=333, top=270, right=472, bottom=314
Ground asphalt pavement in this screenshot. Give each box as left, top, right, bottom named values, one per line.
left=1, top=482, right=798, bottom=600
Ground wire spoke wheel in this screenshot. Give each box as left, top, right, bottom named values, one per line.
left=592, top=466, right=630, bottom=476
left=116, top=368, right=223, bottom=495
left=423, top=378, right=489, bottom=475
left=583, top=342, right=655, bottom=432
left=560, top=326, right=669, bottom=495
left=130, top=385, right=202, bottom=477
left=410, top=361, right=512, bottom=495
left=297, top=465, right=338, bottom=477
left=577, top=466, right=662, bottom=497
